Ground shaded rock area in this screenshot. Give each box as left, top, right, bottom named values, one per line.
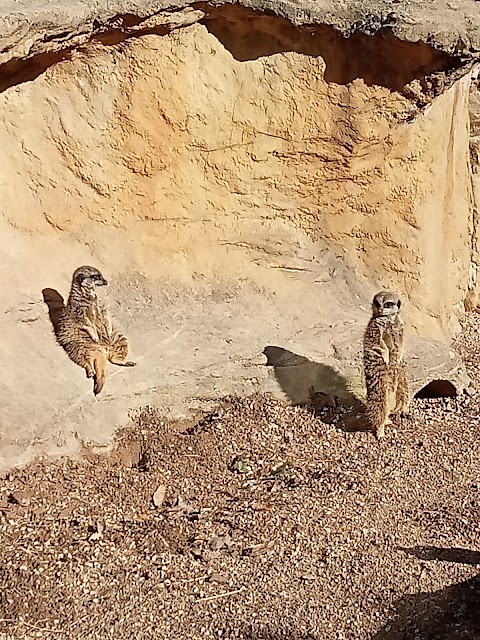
left=0, top=0, right=478, bottom=467
left=2, top=0, right=480, bottom=66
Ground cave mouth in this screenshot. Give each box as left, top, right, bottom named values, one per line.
left=415, top=380, right=457, bottom=399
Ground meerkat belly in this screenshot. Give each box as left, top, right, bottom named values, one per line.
left=386, top=373, right=399, bottom=413
left=87, top=304, right=113, bottom=344
left=387, top=323, right=404, bottom=365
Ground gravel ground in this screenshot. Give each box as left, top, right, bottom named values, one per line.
left=1, top=317, right=480, bottom=640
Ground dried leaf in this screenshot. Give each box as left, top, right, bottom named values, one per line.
left=88, top=521, right=104, bottom=542
left=166, top=495, right=201, bottom=520
left=250, top=501, right=274, bottom=511
left=209, top=536, right=224, bottom=551
left=89, top=531, right=102, bottom=541
left=233, top=458, right=252, bottom=474
left=137, top=451, right=150, bottom=472
left=153, top=484, right=167, bottom=508
left=209, top=533, right=233, bottom=551
left=242, top=540, right=275, bottom=557
left=268, top=462, right=291, bottom=478
left=209, top=572, right=229, bottom=584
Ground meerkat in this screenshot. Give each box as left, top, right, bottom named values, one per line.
left=363, top=291, right=410, bottom=439
left=55, top=266, right=136, bottom=395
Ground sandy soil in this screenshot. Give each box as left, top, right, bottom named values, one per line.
left=0, top=317, right=479, bottom=640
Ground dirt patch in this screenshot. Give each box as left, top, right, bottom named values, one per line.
left=0, top=317, right=479, bottom=638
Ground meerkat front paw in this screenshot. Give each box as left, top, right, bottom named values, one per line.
left=379, top=339, right=390, bottom=367
left=372, top=345, right=390, bottom=366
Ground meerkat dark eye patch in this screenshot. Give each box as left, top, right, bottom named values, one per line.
left=384, top=301, right=395, bottom=308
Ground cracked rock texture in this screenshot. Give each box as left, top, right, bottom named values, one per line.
left=0, top=1, right=477, bottom=468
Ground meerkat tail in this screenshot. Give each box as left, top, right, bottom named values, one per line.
left=394, top=364, right=410, bottom=415
left=108, top=332, right=136, bottom=367
left=92, top=350, right=108, bottom=395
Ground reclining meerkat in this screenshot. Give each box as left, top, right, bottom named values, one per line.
left=363, top=291, right=410, bottom=439
left=56, top=266, right=136, bottom=395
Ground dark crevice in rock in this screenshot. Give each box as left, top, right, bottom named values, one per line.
left=415, top=380, right=457, bottom=399
left=0, top=16, right=174, bottom=92
left=0, top=3, right=470, bottom=95
left=91, top=12, right=172, bottom=45
left=0, top=49, right=74, bottom=93
left=92, top=24, right=170, bottom=46
left=199, top=4, right=463, bottom=92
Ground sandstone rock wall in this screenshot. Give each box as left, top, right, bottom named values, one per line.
left=0, top=16, right=475, bottom=337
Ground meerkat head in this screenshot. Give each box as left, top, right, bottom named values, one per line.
left=71, top=266, right=108, bottom=298
left=371, top=291, right=402, bottom=319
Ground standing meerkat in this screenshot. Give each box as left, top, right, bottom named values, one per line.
left=363, top=291, right=410, bottom=439
left=56, top=266, right=136, bottom=395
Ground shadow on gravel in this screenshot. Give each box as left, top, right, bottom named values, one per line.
left=400, top=546, right=480, bottom=566
left=263, top=345, right=370, bottom=433
left=372, top=547, right=480, bottom=639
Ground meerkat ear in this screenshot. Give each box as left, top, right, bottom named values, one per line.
left=397, top=299, right=402, bottom=309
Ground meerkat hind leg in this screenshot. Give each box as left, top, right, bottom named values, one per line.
left=111, top=359, right=137, bottom=367
left=372, top=340, right=390, bottom=367
left=394, top=390, right=410, bottom=416
left=367, top=398, right=390, bottom=439
left=109, top=332, right=136, bottom=367
left=92, top=351, right=108, bottom=395
left=377, top=386, right=399, bottom=438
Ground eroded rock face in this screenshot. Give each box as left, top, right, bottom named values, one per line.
left=0, top=18, right=474, bottom=337
left=0, top=6, right=475, bottom=468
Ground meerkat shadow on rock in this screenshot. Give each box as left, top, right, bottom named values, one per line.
left=44, top=266, right=136, bottom=396
left=42, top=287, right=66, bottom=335
left=263, top=346, right=366, bottom=429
